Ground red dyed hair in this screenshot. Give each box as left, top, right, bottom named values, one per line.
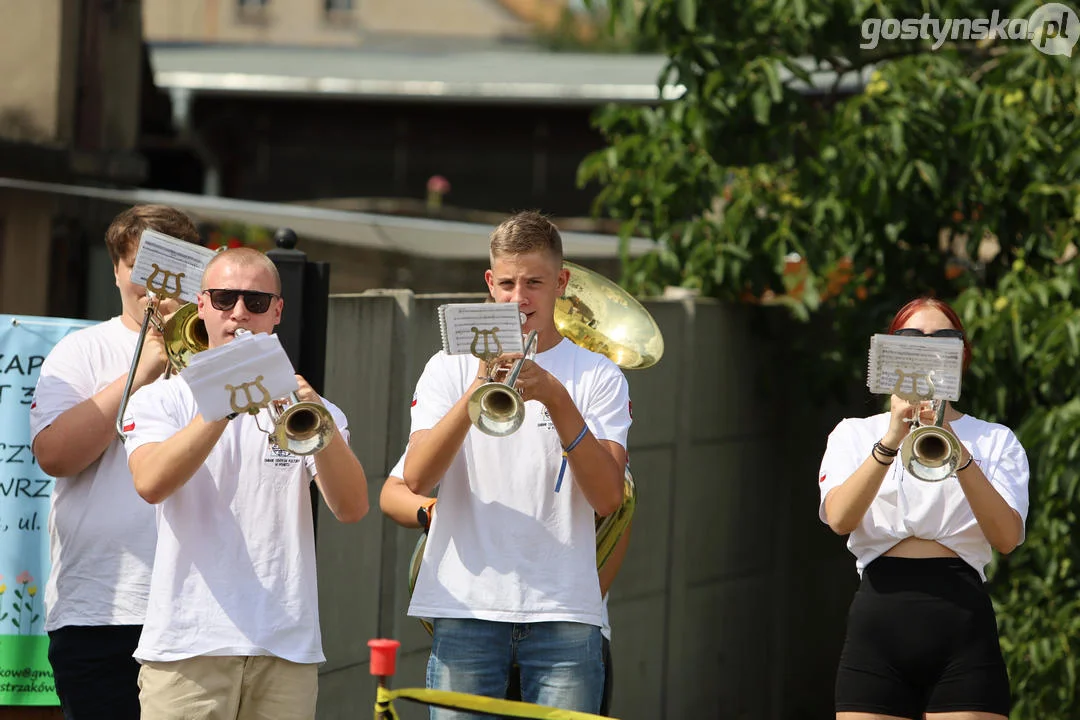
left=887, top=297, right=972, bottom=372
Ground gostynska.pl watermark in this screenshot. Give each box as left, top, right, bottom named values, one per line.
left=860, top=3, right=1079, bottom=56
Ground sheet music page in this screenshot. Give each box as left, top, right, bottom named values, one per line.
left=440, top=302, right=523, bottom=356
left=181, top=332, right=298, bottom=421
left=131, top=229, right=218, bottom=304
left=866, top=334, right=964, bottom=401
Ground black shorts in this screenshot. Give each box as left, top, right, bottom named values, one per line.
left=48, top=624, right=143, bottom=720
left=835, top=556, right=1011, bottom=718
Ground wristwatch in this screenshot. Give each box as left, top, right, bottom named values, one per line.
left=417, top=498, right=437, bottom=532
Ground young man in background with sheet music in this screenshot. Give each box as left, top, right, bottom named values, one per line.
left=29, top=205, right=202, bottom=720
left=122, top=247, right=369, bottom=720
left=403, top=211, right=632, bottom=718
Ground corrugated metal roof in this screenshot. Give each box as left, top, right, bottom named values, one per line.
left=0, top=177, right=654, bottom=260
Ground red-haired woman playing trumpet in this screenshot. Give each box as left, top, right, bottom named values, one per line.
left=819, top=297, right=1029, bottom=720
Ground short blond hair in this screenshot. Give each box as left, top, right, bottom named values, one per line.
left=489, top=210, right=563, bottom=266
left=201, top=247, right=281, bottom=294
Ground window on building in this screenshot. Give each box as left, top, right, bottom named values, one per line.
left=323, top=0, right=354, bottom=25
left=237, top=0, right=269, bottom=24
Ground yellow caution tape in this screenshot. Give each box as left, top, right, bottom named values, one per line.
left=375, top=685, right=616, bottom=720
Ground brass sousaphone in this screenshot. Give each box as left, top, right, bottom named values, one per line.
left=408, top=261, right=663, bottom=632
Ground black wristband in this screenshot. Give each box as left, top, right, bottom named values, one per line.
left=956, top=455, right=974, bottom=473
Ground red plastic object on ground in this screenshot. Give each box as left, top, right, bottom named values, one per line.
left=368, top=638, right=402, bottom=678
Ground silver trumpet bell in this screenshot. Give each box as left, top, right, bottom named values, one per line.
left=466, top=330, right=538, bottom=437
left=269, top=393, right=335, bottom=456
left=899, top=399, right=963, bottom=482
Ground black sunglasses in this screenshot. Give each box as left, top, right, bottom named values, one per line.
left=203, top=289, right=278, bottom=314
left=892, top=328, right=964, bottom=340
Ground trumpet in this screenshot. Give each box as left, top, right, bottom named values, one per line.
left=266, top=394, right=335, bottom=456
left=232, top=328, right=335, bottom=456
left=900, top=398, right=963, bottom=482
left=116, top=296, right=209, bottom=439
left=466, top=330, right=538, bottom=437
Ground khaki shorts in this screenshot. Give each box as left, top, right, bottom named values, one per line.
left=138, top=655, right=318, bottom=720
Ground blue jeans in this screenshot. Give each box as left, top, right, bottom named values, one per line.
left=426, top=618, right=604, bottom=720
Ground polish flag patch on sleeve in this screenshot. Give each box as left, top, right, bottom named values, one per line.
left=819, top=472, right=827, bottom=483
left=410, top=393, right=417, bottom=408
left=123, top=421, right=135, bottom=433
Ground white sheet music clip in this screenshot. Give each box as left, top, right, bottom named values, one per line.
left=180, top=332, right=298, bottom=421
left=130, top=229, right=219, bottom=304
left=866, top=334, right=964, bottom=402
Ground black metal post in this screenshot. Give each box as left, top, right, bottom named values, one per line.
left=266, top=228, right=305, bottom=369
left=266, top=227, right=332, bottom=543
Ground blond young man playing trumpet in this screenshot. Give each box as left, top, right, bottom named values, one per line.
left=402, top=211, right=632, bottom=718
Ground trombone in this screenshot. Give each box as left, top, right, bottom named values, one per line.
left=116, top=296, right=209, bottom=439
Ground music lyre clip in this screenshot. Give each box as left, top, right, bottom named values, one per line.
left=469, top=326, right=503, bottom=378
left=146, top=263, right=185, bottom=300
left=890, top=368, right=936, bottom=404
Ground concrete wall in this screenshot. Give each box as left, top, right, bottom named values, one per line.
left=0, top=191, right=57, bottom=316
left=0, top=0, right=80, bottom=145
left=313, top=291, right=853, bottom=720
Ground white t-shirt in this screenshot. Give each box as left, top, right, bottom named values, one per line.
left=29, top=316, right=157, bottom=632
left=818, top=412, right=1030, bottom=581
left=123, top=375, right=349, bottom=664
left=407, top=338, right=631, bottom=627
left=390, top=447, right=614, bottom=641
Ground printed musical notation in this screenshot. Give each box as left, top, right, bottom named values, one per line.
left=437, top=303, right=524, bottom=357
left=866, top=334, right=964, bottom=401
left=130, top=229, right=218, bottom=304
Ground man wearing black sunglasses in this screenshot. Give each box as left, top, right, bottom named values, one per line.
left=122, top=247, right=369, bottom=720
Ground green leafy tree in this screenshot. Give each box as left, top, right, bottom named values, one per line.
left=578, top=1, right=1080, bottom=717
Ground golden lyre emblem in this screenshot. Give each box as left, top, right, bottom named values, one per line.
left=469, top=327, right=503, bottom=376
left=890, top=368, right=935, bottom=403
left=227, top=376, right=272, bottom=415
left=146, top=263, right=185, bottom=300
